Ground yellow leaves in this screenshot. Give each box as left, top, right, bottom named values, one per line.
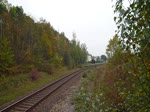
left=24, top=47, right=32, bottom=64
left=41, top=33, right=53, bottom=56
left=54, top=55, right=63, bottom=68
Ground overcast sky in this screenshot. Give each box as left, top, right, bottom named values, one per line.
left=8, top=0, right=116, bottom=56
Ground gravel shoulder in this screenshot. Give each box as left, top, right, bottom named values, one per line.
left=31, top=71, right=82, bottom=112
left=49, top=85, right=79, bottom=112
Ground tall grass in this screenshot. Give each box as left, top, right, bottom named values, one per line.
left=0, top=67, right=79, bottom=106
left=73, top=64, right=121, bottom=112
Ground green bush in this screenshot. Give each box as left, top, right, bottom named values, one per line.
left=73, top=69, right=110, bottom=112
left=38, top=62, right=54, bottom=74
left=0, top=74, right=29, bottom=92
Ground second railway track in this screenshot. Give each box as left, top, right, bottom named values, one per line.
left=0, top=65, right=96, bottom=112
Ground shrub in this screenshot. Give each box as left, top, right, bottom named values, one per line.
left=29, top=68, right=40, bottom=81
left=38, top=62, right=54, bottom=75
left=82, top=72, right=87, bottom=78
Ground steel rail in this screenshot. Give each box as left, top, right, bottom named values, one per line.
left=0, top=66, right=92, bottom=112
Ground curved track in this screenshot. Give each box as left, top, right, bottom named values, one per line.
left=0, top=66, right=94, bottom=112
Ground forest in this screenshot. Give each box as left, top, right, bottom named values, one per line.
left=0, top=0, right=88, bottom=75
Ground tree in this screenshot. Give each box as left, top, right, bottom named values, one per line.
left=101, top=55, right=107, bottom=62
left=0, top=37, right=14, bottom=73
left=96, top=56, right=101, bottom=63
left=111, top=0, right=150, bottom=111
left=106, top=35, right=121, bottom=59
left=0, top=1, right=88, bottom=74
left=106, top=35, right=129, bottom=66
left=69, top=32, right=88, bottom=67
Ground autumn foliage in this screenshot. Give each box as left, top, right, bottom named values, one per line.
left=105, top=0, right=150, bottom=111
left=0, top=1, right=88, bottom=74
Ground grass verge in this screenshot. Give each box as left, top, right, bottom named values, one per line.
left=72, top=64, right=115, bottom=112
left=0, top=67, right=79, bottom=106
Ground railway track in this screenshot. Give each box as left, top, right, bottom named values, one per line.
left=0, top=66, right=94, bottom=112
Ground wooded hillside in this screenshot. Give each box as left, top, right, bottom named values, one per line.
left=0, top=0, right=88, bottom=75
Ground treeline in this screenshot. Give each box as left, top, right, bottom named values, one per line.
left=0, top=0, right=88, bottom=74
left=105, top=0, right=150, bottom=111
